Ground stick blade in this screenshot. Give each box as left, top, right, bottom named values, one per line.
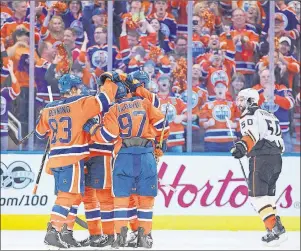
left=8, top=129, right=20, bottom=145
left=75, top=217, right=88, bottom=229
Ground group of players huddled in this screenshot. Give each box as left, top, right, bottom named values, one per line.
left=35, top=69, right=287, bottom=249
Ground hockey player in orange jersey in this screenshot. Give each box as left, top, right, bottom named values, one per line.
left=78, top=71, right=160, bottom=248
left=35, top=73, right=118, bottom=249
left=83, top=79, right=169, bottom=249
left=199, top=80, right=240, bottom=152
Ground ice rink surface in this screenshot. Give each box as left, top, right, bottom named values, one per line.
left=0, top=230, right=300, bottom=250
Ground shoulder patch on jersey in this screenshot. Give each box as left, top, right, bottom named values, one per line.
left=241, top=105, right=259, bottom=119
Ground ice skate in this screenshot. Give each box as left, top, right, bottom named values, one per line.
left=97, top=234, right=115, bottom=247
left=111, top=226, right=128, bottom=249
left=126, top=230, right=138, bottom=247
left=60, top=224, right=81, bottom=247
left=44, top=222, right=70, bottom=249
left=262, top=216, right=288, bottom=247
left=137, top=227, right=153, bottom=249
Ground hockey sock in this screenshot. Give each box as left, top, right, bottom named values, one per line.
left=96, top=188, right=114, bottom=235
left=66, top=194, right=82, bottom=230
left=129, top=194, right=138, bottom=231
left=250, top=196, right=276, bottom=230
left=114, top=197, right=130, bottom=234
left=137, top=196, right=155, bottom=235
left=83, top=186, right=102, bottom=236
left=50, top=191, right=75, bottom=231
left=269, top=196, right=277, bottom=215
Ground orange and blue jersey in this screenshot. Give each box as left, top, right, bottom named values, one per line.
left=0, top=4, right=13, bottom=28
left=147, top=12, right=177, bottom=41
left=253, top=84, right=295, bottom=133
left=86, top=85, right=161, bottom=188
left=199, top=99, right=240, bottom=143
left=90, top=96, right=169, bottom=157
left=35, top=58, right=60, bottom=105
left=257, top=55, right=300, bottom=90
left=40, top=25, right=64, bottom=47
left=1, top=16, right=40, bottom=48
left=78, top=44, right=122, bottom=72
left=220, top=24, right=259, bottom=75
left=35, top=80, right=118, bottom=172
left=170, top=0, right=187, bottom=34
left=158, top=94, right=186, bottom=147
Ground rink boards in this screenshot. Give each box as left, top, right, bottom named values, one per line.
left=1, top=153, right=300, bottom=231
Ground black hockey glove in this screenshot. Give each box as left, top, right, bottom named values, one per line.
left=230, top=141, right=247, bottom=159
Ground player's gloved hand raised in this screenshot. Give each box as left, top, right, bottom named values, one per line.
left=111, top=71, right=121, bottom=83
left=230, top=141, right=247, bottom=159
left=83, top=118, right=100, bottom=136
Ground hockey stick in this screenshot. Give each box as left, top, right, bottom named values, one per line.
left=157, top=103, right=177, bottom=192
left=32, top=139, right=50, bottom=195
left=75, top=216, right=88, bottom=229
left=16, top=130, right=35, bottom=145
left=8, top=128, right=21, bottom=145
left=13, top=86, right=54, bottom=146
left=32, top=139, right=88, bottom=228
left=225, top=117, right=248, bottom=182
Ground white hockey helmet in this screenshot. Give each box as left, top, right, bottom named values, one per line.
left=236, top=88, right=259, bottom=111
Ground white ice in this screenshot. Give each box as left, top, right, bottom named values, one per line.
left=1, top=230, right=300, bottom=250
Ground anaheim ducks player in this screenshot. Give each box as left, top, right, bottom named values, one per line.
left=231, top=88, right=287, bottom=247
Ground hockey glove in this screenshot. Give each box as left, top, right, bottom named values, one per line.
left=230, top=141, right=247, bottom=159
left=111, top=71, right=122, bottom=83
left=83, top=118, right=100, bottom=136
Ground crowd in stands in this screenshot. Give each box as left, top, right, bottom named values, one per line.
left=1, top=0, right=300, bottom=152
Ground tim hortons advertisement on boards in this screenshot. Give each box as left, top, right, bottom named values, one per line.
left=1, top=154, right=300, bottom=216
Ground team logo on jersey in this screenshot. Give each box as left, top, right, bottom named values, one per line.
left=161, top=103, right=177, bottom=123
left=192, top=41, right=205, bottom=58
left=0, top=12, right=10, bottom=27
left=210, top=70, right=229, bottom=86
left=212, top=104, right=231, bottom=121
left=1, top=161, right=34, bottom=189
left=160, top=23, right=171, bottom=38
left=277, top=13, right=288, bottom=29
left=261, top=102, right=280, bottom=113
left=70, top=20, right=84, bottom=39
left=181, top=91, right=198, bottom=109
left=92, top=50, right=108, bottom=68
left=1, top=96, right=7, bottom=116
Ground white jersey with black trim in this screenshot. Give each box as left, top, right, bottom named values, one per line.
left=240, top=106, right=285, bottom=154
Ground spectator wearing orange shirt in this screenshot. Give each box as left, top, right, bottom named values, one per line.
left=253, top=68, right=295, bottom=152
left=220, top=8, right=259, bottom=88
left=199, top=81, right=240, bottom=152
left=40, top=8, right=65, bottom=48
left=1, top=1, right=39, bottom=48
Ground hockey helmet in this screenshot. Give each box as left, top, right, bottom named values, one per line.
left=58, top=74, right=82, bottom=94
left=115, top=82, right=127, bottom=100
left=129, top=70, right=150, bottom=86
left=236, top=88, right=259, bottom=110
